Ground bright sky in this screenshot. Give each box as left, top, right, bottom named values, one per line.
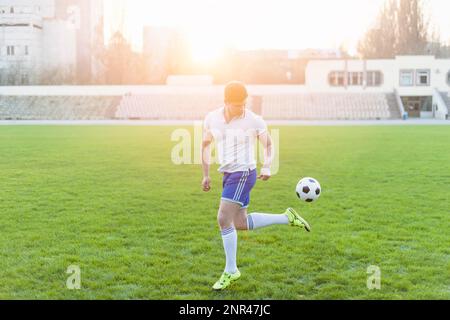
left=105, top=0, right=450, bottom=61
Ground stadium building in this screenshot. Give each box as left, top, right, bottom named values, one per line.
left=306, top=55, right=450, bottom=120
left=0, top=55, right=449, bottom=121
left=0, top=0, right=103, bottom=84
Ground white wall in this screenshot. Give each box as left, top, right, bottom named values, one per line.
left=306, top=56, right=450, bottom=95
left=0, top=22, right=43, bottom=83
left=305, top=59, right=395, bottom=92
left=394, top=56, right=449, bottom=96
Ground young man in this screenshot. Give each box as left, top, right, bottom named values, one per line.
left=202, top=81, right=311, bottom=291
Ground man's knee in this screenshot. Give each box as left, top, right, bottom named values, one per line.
left=218, top=209, right=233, bottom=229
left=218, top=202, right=241, bottom=229
left=217, top=214, right=229, bottom=229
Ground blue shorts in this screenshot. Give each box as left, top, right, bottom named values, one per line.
left=222, top=169, right=257, bottom=209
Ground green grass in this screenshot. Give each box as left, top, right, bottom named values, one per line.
left=0, top=125, right=449, bottom=300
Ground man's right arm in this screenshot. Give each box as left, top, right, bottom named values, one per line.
left=202, top=128, right=213, bottom=192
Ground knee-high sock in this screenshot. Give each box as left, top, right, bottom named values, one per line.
left=247, top=213, right=289, bottom=230
left=221, top=227, right=238, bottom=274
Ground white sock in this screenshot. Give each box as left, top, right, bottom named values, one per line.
left=221, top=227, right=238, bottom=274
left=247, top=213, right=289, bottom=230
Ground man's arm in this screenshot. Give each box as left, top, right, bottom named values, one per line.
left=257, top=131, right=274, bottom=181
left=202, top=130, right=213, bottom=192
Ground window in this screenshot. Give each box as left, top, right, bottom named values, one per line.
left=366, top=71, right=383, bottom=87
left=416, top=69, right=430, bottom=86
left=446, top=71, right=450, bottom=86
left=25, top=46, right=29, bottom=55
left=330, top=70, right=383, bottom=87
left=10, top=7, right=14, bottom=13
left=337, top=72, right=345, bottom=86
left=348, top=72, right=363, bottom=86
left=7, top=46, right=15, bottom=56
left=329, top=71, right=346, bottom=86
left=328, top=72, right=336, bottom=86
left=374, top=71, right=383, bottom=86
left=400, top=70, right=414, bottom=86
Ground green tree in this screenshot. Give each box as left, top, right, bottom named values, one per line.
left=396, top=0, right=428, bottom=55
left=358, top=0, right=432, bottom=58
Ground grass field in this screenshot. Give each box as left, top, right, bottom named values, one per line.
left=0, top=125, right=449, bottom=300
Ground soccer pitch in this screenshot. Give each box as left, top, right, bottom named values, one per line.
left=0, top=125, right=449, bottom=300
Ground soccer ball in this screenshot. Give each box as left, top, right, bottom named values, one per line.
left=296, top=177, right=321, bottom=203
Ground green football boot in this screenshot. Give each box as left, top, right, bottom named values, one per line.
left=286, top=208, right=311, bottom=232
left=212, top=270, right=241, bottom=291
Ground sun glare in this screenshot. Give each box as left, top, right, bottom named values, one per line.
left=187, top=29, right=228, bottom=64
left=106, top=0, right=450, bottom=56
left=190, top=43, right=223, bottom=64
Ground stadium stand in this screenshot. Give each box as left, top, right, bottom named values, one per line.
left=114, top=92, right=401, bottom=120
left=261, top=93, right=400, bottom=120
left=0, top=96, right=121, bottom=120
left=115, top=94, right=226, bottom=120
left=0, top=91, right=402, bottom=121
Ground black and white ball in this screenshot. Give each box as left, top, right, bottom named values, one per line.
left=296, top=177, right=321, bottom=203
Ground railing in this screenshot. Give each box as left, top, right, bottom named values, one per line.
left=393, top=88, right=407, bottom=120
left=432, top=88, right=449, bottom=120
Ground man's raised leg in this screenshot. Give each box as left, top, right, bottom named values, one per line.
left=235, top=208, right=311, bottom=232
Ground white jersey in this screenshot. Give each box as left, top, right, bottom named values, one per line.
left=204, top=107, right=268, bottom=173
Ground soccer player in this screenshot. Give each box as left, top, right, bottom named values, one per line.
left=202, top=81, right=311, bottom=291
